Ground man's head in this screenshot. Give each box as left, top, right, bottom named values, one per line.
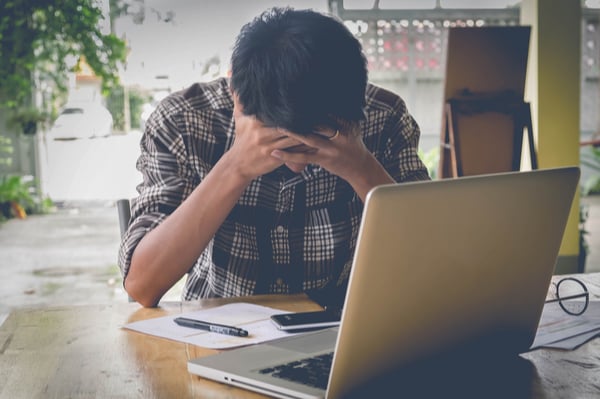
left=230, top=7, right=367, bottom=135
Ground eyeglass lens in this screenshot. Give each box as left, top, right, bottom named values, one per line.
left=555, top=278, right=589, bottom=316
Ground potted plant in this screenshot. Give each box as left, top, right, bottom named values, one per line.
left=6, top=107, right=50, bottom=135
left=578, top=203, right=590, bottom=273
left=0, top=175, right=34, bottom=220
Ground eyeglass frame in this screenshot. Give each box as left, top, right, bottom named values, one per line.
left=544, top=277, right=589, bottom=316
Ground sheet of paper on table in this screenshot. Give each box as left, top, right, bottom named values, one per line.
left=122, top=302, right=303, bottom=349
left=530, top=301, right=600, bottom=350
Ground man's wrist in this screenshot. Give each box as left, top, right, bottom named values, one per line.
left=345, top=154, right=394, bottom=201
left=218, top=150, right=256, bottom=186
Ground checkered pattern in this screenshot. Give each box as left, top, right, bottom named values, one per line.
left=118, top=77, right=429, bottom=300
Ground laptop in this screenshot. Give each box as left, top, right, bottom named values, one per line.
left=188, top=167, right=580, bottom=399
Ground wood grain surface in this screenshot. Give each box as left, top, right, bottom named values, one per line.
left=1, top=277, right=599, bottom=398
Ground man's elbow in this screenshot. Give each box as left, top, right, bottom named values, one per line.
left=124, top=276, right=161, bottom=308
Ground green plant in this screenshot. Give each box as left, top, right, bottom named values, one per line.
left=106, top=85, right=152, bottom=131
left=585, top=175, right=600, bottom=195
left=578, top=203, right=590, bottom=272
left=0, top=175, right=34, bottom=220
left=0, top=0, right=127, bottom=123
left=0, top=136, right=13, bottom=168
left=582, top=145, right=600, bottom=195
left=419, top=147, right=440, bottom=179
left=6, top=107, right=50, bottom=135
left=0, top=175, right=53, bottom=221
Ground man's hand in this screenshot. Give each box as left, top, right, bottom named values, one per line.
left=270, top=124, right=395, bottom=201
left=226, top=94, right=304, bottom=181
left=270, top=124, right=370, bottom=182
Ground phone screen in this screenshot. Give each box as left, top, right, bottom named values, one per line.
left=270, top=310, right=340, bottom=331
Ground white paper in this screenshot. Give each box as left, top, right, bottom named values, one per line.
left=530, top=300, right=600, bottom=350
left=122, top=302, right=302, bottom=349
left=540, top=328, right=600, bottom=350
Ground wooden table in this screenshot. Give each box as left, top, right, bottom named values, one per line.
left=1, top=275, right=599, bottom=398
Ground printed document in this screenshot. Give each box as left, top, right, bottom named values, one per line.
left=123, top=302, right=300, bottom=349
left=531, top=301, right=600, bottom=350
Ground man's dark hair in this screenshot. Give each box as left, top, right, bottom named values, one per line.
left=230, top=7, right=368, bottom=134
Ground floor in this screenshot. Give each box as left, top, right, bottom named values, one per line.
left=0, top=202, right=183, bottom=326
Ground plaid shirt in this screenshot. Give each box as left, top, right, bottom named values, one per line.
left=118, top=77, right=429, bottom=300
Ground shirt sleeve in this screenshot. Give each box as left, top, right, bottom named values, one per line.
left=117, top=98, right=196, bottom=281
left=369, top=87, right=430, bottom=183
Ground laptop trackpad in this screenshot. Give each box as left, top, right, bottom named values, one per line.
left=268, top=328, right=338, bottom=353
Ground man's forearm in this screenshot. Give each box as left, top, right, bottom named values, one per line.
left=343, top=152, right=395, bottom=202
left=125, top=153, right=252, bottom=307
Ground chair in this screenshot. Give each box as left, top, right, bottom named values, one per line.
left=116, top=199, right=131, bottom=238
left=116, top=198, right=133, bottom=302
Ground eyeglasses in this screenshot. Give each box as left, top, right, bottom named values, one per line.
left=544, top=277, right=589, bottom=316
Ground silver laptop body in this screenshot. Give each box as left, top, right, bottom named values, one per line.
left=188, top=167, right=580, bottom=399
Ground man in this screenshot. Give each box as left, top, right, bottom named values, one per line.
left=118, top=7, right=429, bottom=308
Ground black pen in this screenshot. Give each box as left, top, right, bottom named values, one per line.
left=173, top=317, right=249, bottom=337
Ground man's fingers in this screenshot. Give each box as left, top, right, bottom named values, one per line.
left=279, top=130, right=324, bottom=147
left=271, top=149, right=313, bottom=164
left=282, top=143, right=318, bottom=153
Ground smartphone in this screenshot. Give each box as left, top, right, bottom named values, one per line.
left=270, top=310, right=341, bottom=331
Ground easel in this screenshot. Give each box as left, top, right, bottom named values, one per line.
left=438, top=26, right=532, bottom=178
left=438, top=91, right=538, bottom=178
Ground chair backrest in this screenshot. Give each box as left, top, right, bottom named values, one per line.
left=116, top=199, right=131, bottom=238
left=116, top=198, right=134, bottom=303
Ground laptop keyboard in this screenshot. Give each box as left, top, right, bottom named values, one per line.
left=258, top=351, right=333, bottom=390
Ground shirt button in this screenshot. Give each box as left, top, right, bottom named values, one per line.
left=276, top=225, right=285, bottom=233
